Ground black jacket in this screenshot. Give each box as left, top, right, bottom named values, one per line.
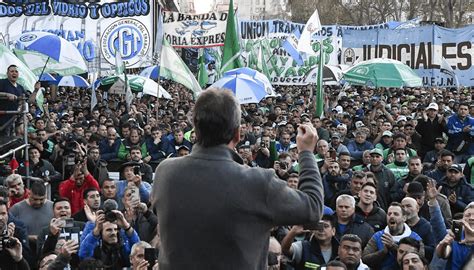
left=355, top=205, right=387, bottom=232
left=334, top=214, right=374, bottom=248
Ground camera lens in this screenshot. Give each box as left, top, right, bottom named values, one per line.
left=104, top=211, right=117, bottom=222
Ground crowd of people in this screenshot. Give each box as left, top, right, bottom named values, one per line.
left=0, top=63, right=473, bottom=270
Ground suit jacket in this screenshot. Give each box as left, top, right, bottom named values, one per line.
left=152, top=144, right=324, bottom=270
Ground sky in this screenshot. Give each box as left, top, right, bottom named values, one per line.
left=194, top=0, right=214, bottom=13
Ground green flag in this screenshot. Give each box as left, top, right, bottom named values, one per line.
left=221, top=0, right=242, bottom=74
left=257, top=42, right=271, bottom=80
left=197, top=50, right=208, bottom=88
left=36, top=88, right=44, bottom=112
left=160, top=39, right=202, bottom=95
left=315, top=47, right=325, bottom=117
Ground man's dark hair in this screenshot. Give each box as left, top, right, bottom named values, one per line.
left=352, top=171, right=366, bottom=180
left=83, top=188, right=99, bottom=200
left=392, top=132, right=407, bottom=141
left=322, top=214, right=337, bottom=228
left=31, top=181, right=46, bottom=196
left=360, top=182, right=377, bottom=193
left=101, top=179, right=116, bottom=187
left=400, top=251, right=428, bottom=267
left=53, top=197, right=70, bottom=209
left=7, top=64, right=17, bottom=71
left=339, top=152, right=351, bottom=158
left=438, top=149, right=455, bottom=159
left=129, top=145, right=141, bottom=152
left=288, top=173, right=298, bottom=179
left=340, top=234, right=362, bottom=246
left=193, top=89, right=240, bottom=147
left=326, top=260, right=347, bottom=269
left=0, top=199, right=8, bottom=209
left=408, top=156, right=422, bottom=163
left=399, top=237, right=421, bottom=251
left=413, top=175, right=431, bottom=191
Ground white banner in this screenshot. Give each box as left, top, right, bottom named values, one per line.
left=0, top=0, right=154, bottom=72
left=163, top=11, right=228, bottom=48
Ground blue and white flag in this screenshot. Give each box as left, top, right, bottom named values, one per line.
left=282, top=29, right=304, bottom=66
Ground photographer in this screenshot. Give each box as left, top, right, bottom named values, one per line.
left=255, top=135, right=272, bottom=168
left=86, top=146, right=109, bottom=186
left=436, top=202, right=474, bottom=269
left=116, top=162, right=151, bottom=205
left=79, top=209, right=139, bottom=269
left=0, top=200, right=30, bottom=269
left=122, top=186, right=158, bottom=242
left=59, top=160, right=100, bottom=215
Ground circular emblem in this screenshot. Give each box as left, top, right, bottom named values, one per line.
left=101, top=19, right=150, bottom=67
left=19, top=34, right=37, bottom=42
left=343, top=48, right=355, bottom=65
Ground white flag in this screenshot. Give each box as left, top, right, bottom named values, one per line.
left=297, top=9, right=321, bottom=55
left=440, top=57, right=460, bottom=88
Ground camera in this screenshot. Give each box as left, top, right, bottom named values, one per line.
left=133, top=166, right=141, bottom=176
left=452, top=220, right=463, bottom=242
left=260, top=142, right=266, bottom=148
left=279, top=162, right=287, bottom=170
left=104, top=210, right=118, bottom=223
left=59, top=218, right=74, bottom=228
left=0, top=229, right=16, bottom=250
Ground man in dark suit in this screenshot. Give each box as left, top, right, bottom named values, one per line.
left=152, top=88, right=324, bottom=269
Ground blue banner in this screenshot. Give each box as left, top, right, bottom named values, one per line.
left=342, top=25, right=474, bottom=87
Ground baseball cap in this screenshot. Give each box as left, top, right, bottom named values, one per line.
left=332, top=106, right=343, bottom=114
left=382, top=131, right=393, bottom=137
left=434, top=137, right=446, bottom=143
left=355, top=121, right=365, bottom=129
left=448, top=164, right=462, bottom=173
left=396, top=116, right=407, bottom=123
left=369, top=148, right=383, bottom=156
left=331, top=133, right=341, bottom=139
left=426, top=103, right=439, bottom=111
left=289, top=144, right=298, bottom=150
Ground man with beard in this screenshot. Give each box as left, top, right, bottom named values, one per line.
left=425, top=150, right=454, bottom=183
left=79, top=209, right=139, bottom=269
left=356, top=182, right=387, bottom=232
left=281, top=215, right=339, bottom=268
left=59, top=162, right=100, bottom=215
left=386, top=148, right=409, bottom=181
left=438, top=164, right=474, bottom=216
left=334, top=234, right=369, bottom=270
left=86, top=146, right=109, bottom=186
left=72, top=188, right=101, bottom=222
left=324, top=162, right=351, bottom=206
left=399, top=156, right=423, bottom=197
left=129, top=146, right=153, bottom=183
left=401, top=197, right=435, bottom=261
left=362, top=202, right=424, bottom=270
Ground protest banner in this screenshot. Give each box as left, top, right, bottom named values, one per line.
left=342, top=25, right=474, bottom=87
left=162, top=10, right=228, bottom=48
left=0, top=0, right=154, bottom=71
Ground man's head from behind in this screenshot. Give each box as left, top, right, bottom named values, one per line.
left=338, top=234, right=363, bottom=268
left=193, top=89, right=241, bottom=148
left=28, top=181, right=47, bottom=209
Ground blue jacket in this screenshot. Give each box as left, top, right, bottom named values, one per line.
left=78, top=221, right=140, bottom=260
left=347, top=140, right=374, bottom=161
left=446, top=114, right=474, bottom=155
left=99, top=138, right=121, bottom=161
left=116, top=180, right=152, bottom=203
left=438, top=176, right=474, bottom=215
left=145, top=137, right=166, bottom=161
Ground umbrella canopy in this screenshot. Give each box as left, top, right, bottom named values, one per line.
left=211, top=72, right=267, bottom=104
left=99, top=75, right=171, bottom=99
left=224, top=67, right=275, bottom=95
left=304, top=65, right=343, bottom=85
left=57, top=75, right=90, bottom=88
left=39, top=73, right=56, bottom=82
left=14, top=31, right=87, bottom=76
left=343, top=58, right=422, bottom=88
left=0, top=44, right=37, bottom=91
left=139, top=66, right=160, bottom=80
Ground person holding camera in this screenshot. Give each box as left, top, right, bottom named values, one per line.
left=0, top=200, right=30, bottom=269
left=79, top=208, right=139, bottom=269
left=436, top=202, right=474, bottom=269
left=281, top=214, right=339, bottom=269
left=116, top=162, right=151, bottom=205
left=122, top=186, right=158, bottom=243
left=59, top=161, right=100, bottom=215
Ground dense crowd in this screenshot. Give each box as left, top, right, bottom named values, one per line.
left=0, top=63, right=473, bottom=269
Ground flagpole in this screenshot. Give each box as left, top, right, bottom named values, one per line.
left=155, top=3, right=164, bottom=119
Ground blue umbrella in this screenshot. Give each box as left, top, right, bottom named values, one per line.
left=140, top=66, right=160, bottom=80
left=210, top=73, right=267, bottom=104
left=224, top=67, right=274, bottom=95
left=57, top=75, right=90, bottom=88
left=38, top=73, right=56, bottom=82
